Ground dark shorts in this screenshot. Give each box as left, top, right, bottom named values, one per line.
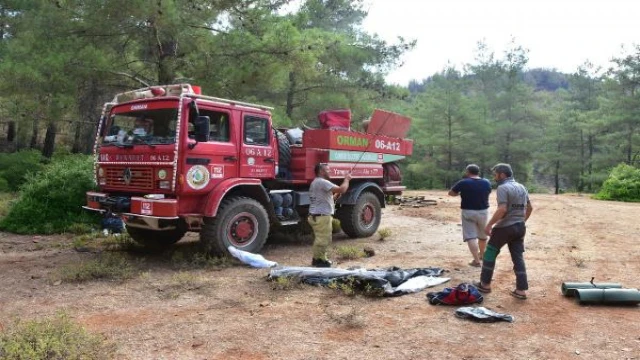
left=490, top=222, right=526, bottom=250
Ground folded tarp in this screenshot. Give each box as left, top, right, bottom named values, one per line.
left=574, top=288, right=640, bottom=305
left=455, top=306, right=514, bottom=323
left=228, top=246, right=278, bottom=268
left=268, top=266, right=448, bottom=297
left=561, top=281, right=622, bottom=297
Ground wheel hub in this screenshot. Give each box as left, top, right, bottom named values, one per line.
left=228, top=212, right=258, bottom=246
left=361, top=203, right=375, bottom=227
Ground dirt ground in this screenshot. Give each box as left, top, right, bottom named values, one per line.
left=1, top=190, right=639, bottom=360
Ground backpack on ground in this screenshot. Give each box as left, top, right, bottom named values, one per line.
left=426, top=283, right=484, bottom=305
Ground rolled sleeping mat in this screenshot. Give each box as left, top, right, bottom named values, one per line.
left=574, top=288, right=640, bottom=305
left=561, top=282, right=622, bottom=297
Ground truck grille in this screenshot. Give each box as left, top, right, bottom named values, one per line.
left=105, top=167, right=153, bottom=190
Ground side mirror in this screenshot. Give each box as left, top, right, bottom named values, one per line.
left=194, top=116, right=210, bottom=142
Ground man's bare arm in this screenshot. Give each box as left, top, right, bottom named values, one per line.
left=525, top=201, right=533, bottom=221
left=448, top=190, right=459, bottom=196
left=487, top=204, right=507, bottom=229
left=331, top=174, right=352, bottom=194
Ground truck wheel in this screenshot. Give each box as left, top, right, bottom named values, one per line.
left=336, top=191, right=381, bottom=238
left=127, top=225, right=186, bottom=251
left=276, top=130, right=291, bottom=168
left=200, top=196, right=270, bottom=255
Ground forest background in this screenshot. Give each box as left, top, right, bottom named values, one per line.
left=1, top=0, right=639, bottom=196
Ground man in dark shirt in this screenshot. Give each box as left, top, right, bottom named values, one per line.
left=449, top=164, right=492, bottom=267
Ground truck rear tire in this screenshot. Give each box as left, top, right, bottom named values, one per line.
left=276, top=130, right=291, bottom=168
left=127, top=225, right=186, bottom=251
left=336, top=191, right=381, bottom=238
left=200, top=196, right=270, bottom=255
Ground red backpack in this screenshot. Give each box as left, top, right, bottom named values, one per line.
left=427, top=283, right=484, bottom=305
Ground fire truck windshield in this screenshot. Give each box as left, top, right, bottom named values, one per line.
left=102, top=108, right=179, bottom=146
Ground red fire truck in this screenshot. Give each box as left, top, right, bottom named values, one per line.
left=83, top=84, right=413, bottom=255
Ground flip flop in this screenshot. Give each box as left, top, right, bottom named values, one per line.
left=510, top=290, right=527, bottom=300
left=472, top=281, right=492, bottom=293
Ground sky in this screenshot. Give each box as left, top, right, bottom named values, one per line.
left=361, top=0, right=640, bottom=85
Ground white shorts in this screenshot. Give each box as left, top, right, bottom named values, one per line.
left=461, top=209, right=489, bottom=241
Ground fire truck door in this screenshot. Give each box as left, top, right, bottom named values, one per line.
left=239, top=114, right=276, bottom=179
left=183, top=107, right=238, bottom=189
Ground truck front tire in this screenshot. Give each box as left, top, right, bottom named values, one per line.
left=200, top=196, right=270, bottom=255
left=336, top=191, right=382, bottom=238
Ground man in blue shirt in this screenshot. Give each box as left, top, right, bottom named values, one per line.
left=449, top=164, right=492, bottom=267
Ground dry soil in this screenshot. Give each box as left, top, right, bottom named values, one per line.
left=1, top=191, right=639, bottom=359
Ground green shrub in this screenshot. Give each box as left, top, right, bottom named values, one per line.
left=71, top=232, right=109, bottom=251
left=0, top=192, right=17, bottom=218
left=0, top=155, right=98, bottom=234
left=331, top=218, right=342, bottom=234
left=66, top=222, right=95, bottom=235
left=99, top=232, right=141, bottom=252
left=0, top=178, right=9, bottom=192
left=334, top=245, right=366, bottom=260
left=594, top=164, right=640, bottom=202
left=0, top=150, right=45, bottom=191
left=327, top=276, right=385, bottom=297
left=0, top=312, right=115, bottom=359
left=271, top=275, right=303, bottom=291
left=57, top=253, right=136, bottom=283
left=377, top=227, right=393, bottom=241
left=168, top=245, right=236, bottom=269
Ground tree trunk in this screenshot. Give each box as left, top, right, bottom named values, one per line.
left=554, top=160, right=560, bottom=195
left=76, top=79, right=106, bottom=154
left=30, top=117, right=39, bottom=149
left=578, top=129, right=584, bottom=192
left=446, top=105, right=452, bottom=188
left=503, top=132, right=511, bottom=163
left=7, top=121, right=15, bottom=142
left=0, top=8, right=4, bottom=41
left=42, top=121, right=56, bottom=158
left=84, top=119, right=100, bottom=154
left=152, top=20, right=177, bottom=85
left=72, top=120, right=83, bottom=153
left=285, top=71, right=296, bottom=119
left=587, top=133, right=594, bottom=192
left=157, top=54, right=175, bottom=84
left=626, top=124, right=633, bottom=165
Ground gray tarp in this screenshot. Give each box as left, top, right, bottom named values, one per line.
left=455, top=306, right=514, bottom=323
left=268, top=266, right=449, bottom=296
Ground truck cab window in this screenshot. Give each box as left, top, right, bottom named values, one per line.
left=244, top=116, right=269, bottom=145
left=102, top=108, right=178, bottom=146
left=190, top=109, right=230, bottom=142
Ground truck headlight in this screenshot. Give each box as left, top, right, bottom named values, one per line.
left=159, top=181, right=171, bottom=189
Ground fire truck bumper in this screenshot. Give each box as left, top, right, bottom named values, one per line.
left=84, top=192, right=180, bottom=230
